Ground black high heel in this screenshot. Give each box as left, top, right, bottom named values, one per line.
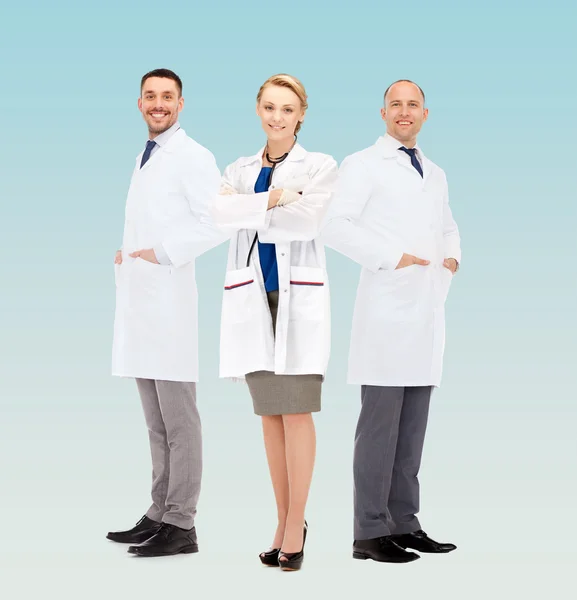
left=279, top=521, right=308, bottom=572
left=259, top=547, right=281, bottom=567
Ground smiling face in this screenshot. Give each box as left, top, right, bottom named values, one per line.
left=380, top=81, right=428, bottom=147
left=138, top=77, right=183, bottom=137
left=256, top=84, right=305, bottom=143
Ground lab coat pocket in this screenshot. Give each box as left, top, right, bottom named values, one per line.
left=279, top=174, right=311, bottom=193
left=388, top=264, right=418, bottom=278
left=289, top=266, right=325, bottom=321
left=377, top=264, right=425, bottom=316
left=114, top=262, right=127, bottom=308
left=222, top=266, right=257, bottom=324
left=134, top=256, right=169, bottom=272
left=220, top=266, right=273, bottom=377
left=125, top=258, right=173, bottom=354
left=438, top=266, right=453, bottom=305
left=285, top=266, right=328, bottom=373
left=129, top=258, right=170, bottom=304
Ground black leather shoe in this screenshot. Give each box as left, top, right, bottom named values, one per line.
left=353, top=536, right=420, bottom=563
left=260, top=521, right=308, bottom=568
left=392, top=530, right=457, bottom=553
left=259, top=547, right=280, bottom=567
left=106, top=515, right=161, bottom=544
left=278, top=521, right=308, bottom=571
left=128, top=523, right=199, bottom=557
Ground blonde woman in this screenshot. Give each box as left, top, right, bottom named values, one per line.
left=212, top=74, right=337, bottom=571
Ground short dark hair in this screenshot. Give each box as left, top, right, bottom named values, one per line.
left=383, top=80, right=425, bottom=105
left=140, top=68, right=183, bottom=97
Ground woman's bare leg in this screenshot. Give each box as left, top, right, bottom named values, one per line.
left=261, top=414, right=290, bottom=550
left=280, top=412, right=316, bottom=557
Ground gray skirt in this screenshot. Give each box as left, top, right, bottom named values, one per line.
left=246, top=290, right=322, bottom=416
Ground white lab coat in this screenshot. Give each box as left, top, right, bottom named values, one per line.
left=321, top=134, right=461, bottom=387
left=112, top=128, right=226, bottom=382
left=211, top=143, right=338, bottom=379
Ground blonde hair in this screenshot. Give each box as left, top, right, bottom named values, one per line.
left=256, top=74, right=308, bottom=134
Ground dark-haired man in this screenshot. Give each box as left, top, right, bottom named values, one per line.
left=322, top=80, right=461, bottom=563
left=107, top=69, right=226, bottom=557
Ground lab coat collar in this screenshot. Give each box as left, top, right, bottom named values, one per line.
left=238, top=142, right=307, bottom=168
left=375, top=133, right=425, bottom=159
left=135, top=127, right=187, bottom=169
left=375, top=133, right=431, bottom=180
left=151, top=121, right=182, bottom=148
left=155, top=126, right=186, bottom=154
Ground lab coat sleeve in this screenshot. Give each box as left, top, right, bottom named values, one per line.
left=161, top=151, right=230, bottom=268
left=442, top=178, right=462, bottom=264
left=210, top=163, right=270, bottom=231
left=256, top=155, right=339, bottom=243
left=154, top=244, right=172, bottom=265
left=320, top=156, right=403, bottom=273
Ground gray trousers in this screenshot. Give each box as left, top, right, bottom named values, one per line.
left=353, top=385, right=432, bottom=540
left=136, top=379, right=202, bottom=530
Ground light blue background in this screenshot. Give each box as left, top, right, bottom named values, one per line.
left=1, top=1, right=575, bottom=597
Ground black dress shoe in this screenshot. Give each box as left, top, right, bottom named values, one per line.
left=353, top=536, right=420, bottom=563
left=106, top=515, right=161, bottom=544
left=392, top=530, right=457, bottom=553
left=259, top=547, right=280, bottom=567
left=128, top=523, right=198, bottom=557
left=278, top=521, right=308, bottom=571
left=260, top=521, right=308, bottom=568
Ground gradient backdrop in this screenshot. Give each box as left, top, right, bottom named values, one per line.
left=1, top=1, right=575, bottom=598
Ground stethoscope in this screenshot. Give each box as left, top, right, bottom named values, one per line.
left=245, top=136, right=297, bottom=267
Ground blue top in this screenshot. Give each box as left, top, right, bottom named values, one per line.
left=254, top=167, right=279, bottom=292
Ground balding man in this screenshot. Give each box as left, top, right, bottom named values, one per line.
left=322, top=80, right=461, bottom=563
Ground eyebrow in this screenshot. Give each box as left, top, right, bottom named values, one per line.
left=263, top=102, right=296, bottom=107
left=143, top=90, right=175, bottom=95
left=389, top=99, right=421, bottom=104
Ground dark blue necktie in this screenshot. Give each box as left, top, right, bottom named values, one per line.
left=140, top=140, right=157, bottom=168
left=399, top=146, right=423, bottom=178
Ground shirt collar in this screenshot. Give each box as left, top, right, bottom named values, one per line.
left=239, top=142, right=307, bottom=168
left=149, top=121, right=181, bottom=147
left=376, top=133, right=424, bottom=160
